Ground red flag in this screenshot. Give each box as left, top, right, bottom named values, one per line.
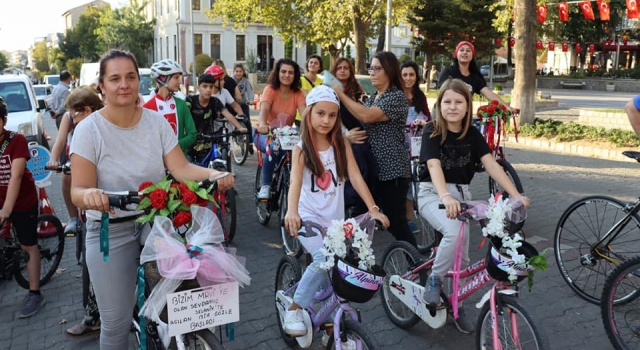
left=588, top=43, right=596, bottom=52
left=537, top=4, right=547, bottom=24
left=549, top=41, right=555, bottom=51
left=509, top=37, right=516, bottom=47
left=495, top=38, right=503, bottom=46
left=558, top=2, right=569, bottom=21
left=562, top=42, right=569, bottom=52
left=580, top=1, right=595, bottom=20
left=628, top=0, right=639, bottom=18
left=597, top=0, right=611, bottom=21
left=576, top=43, right=582, bottom=53
left=536, top=40, right=543, bottom=50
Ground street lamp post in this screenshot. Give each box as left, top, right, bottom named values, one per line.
left=384, top=0, right=392, bottom=52
left=191, top=0, right=196, bottom=91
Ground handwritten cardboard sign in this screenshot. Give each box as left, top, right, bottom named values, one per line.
left=166, top=282, right=239, bottom=337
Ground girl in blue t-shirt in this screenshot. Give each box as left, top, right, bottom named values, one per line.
left=281, top=85, right=389, bottom=336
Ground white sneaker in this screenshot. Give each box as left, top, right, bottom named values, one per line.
left=257, top=185, right=270, bottom=199
left=321, top=331, right=331, bottom=347
left=341, top=339, right=357, bottom=350
left=64, top=218, right=77, bottom=235
left=283, top=309, right=307, bottom=336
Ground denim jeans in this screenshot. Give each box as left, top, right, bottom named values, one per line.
left=255, top=132, right=285, bottom=187
left=293, top=231, right=329, bottom=309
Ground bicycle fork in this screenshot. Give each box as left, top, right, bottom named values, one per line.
left=481, top=284, right=520, bottom=350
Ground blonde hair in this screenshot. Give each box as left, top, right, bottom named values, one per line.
left=430, top=78, right=473, bottom=144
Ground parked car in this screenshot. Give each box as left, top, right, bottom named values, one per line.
left=33, top=84, right=53, bottom=107
left=481, top=65, right=490, bottom=77
left=43, top=74, right=60, bottom=86
left=138, top=68, right=156, bottom=103
left=0, top=75, right=48, bottom=148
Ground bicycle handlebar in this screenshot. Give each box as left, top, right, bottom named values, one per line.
left=45, top=162, right=71, bottom=175
left=197, top=130, right=248, bottom=141
left=104, top=173, right=229, bottom=210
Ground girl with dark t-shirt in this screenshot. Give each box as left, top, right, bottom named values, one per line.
left=438, top=41, right=515, bottom=113
left=417, top=79, right=529, bottom=333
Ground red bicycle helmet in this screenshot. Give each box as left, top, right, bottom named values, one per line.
left=204, top=65, right=225, bottom=80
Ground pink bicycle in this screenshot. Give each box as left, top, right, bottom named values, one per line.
left=379, top=202, right=549, bottom=349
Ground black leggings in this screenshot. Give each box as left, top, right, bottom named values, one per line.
left=376, top=177, right=416, bottom=247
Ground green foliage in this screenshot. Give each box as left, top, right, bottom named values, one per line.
left=346, top=46, right=352, bottom=59
left=516, top=118, right=640, bottom=148
left=32, top=42, right=50, bottom=74
left=0, top=52, right=7, bottom=71
left=97, top=0, right=155, bottom=67
left=285, top=38, right=293, bottom=60
left=416, top=56, right=425, bottom=67
left=398, top=53, right=411, bottom=64
left=245, top=48, right=258, bottom=73
left=189, top=54, right=214, bottom=76
left=493, top=83, right=503, bottom=91
left=66, top=58, right=85, bottom=79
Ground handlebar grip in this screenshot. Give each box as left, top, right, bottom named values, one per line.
left=438, top=203, right=469, bottom=210
left=108, top=196, right=124, bottom=209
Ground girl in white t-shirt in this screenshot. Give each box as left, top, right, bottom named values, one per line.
left=281, top=85, right=389, bottom=336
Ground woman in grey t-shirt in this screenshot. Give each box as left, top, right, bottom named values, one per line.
left=69, top=49, right=234, bottom=349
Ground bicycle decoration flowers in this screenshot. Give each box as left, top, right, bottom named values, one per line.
left=480, top=194, right=547, bottom=290
left=320, top=218, right=376, bottom=271
left=136, top=176, right=215, bottom=231
left=138, top=205, right=251, bottom=326
left=476, top=100, right=519, bottom=151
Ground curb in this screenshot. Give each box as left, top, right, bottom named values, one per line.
left=504, top=135, right=639, bottom=163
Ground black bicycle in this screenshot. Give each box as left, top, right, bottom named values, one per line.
left=555, top=151, right=640, bottom=305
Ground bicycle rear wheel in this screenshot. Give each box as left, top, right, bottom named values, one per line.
left=601, top=256, right=640, bottom=350
left=410, top=181, right=437, bottom=254
left=488, top=159, right=524, bottom=199
left=255, top=164, right=271, bottom=226
left=168, top=329, right=226, bottom=350
left=379, top=241, right=426, bottom=329
left=555, top=196, right=640, bottom=305
left=476, top=295, right=549, bottom=350
left=231, top=134, right=248, bottom=166
left=14, top=214, right=65, bottom=289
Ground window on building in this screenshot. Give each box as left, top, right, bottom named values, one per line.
left=166, top=36, right=169, bottom=59
left=194, top=34, right=203, bottom=56
left=159, top=0, right=163, bottom=15
left=210, top=0, right=215, bottom=9
left=210, top=34, right=220, bottom=60
left=192, top=0, right=200, bottom=10
left=236, top=35, right=245, bottom=61
left=174, top=34, right=177, bottom=60
left=257, top=35, right=273, bottom=68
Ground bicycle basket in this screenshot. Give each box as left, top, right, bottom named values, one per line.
left=274, top=127, right=300, bottom=151
left=330, top=255, right=385, bottom=303
left=485, top=236, right=538, bottom=283
left=143, top=260, right=200, bottom=323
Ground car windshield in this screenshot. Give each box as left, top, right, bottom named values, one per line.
left=34, top=87, right=47, bottom=96
left=0, top=82, right=32, bottom=113
left=139, top=75, right=156, bottom=96
left=47, top=76, right=60, bottom=85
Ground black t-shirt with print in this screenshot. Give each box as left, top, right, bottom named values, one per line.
left=362, top=88, right=410, bottom=181
left=437, top=66, right=487, bottom=95
left=186, top=95, right=226, bottom=159
left=419, top=122, right=491, bottom=184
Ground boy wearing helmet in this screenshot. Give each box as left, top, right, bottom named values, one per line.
left=0, top=97, right=44, bottom=318
left=186, top=73, right=247, bottom=162
left=203, top=65, right=247, bottom=120
left=143, top=59, right=196, bottom=157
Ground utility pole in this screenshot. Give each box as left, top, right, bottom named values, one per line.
left=384, top=0, right=392, bottom=52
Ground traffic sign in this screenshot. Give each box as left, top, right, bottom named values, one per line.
left=27, top=143, right=52, bottom=185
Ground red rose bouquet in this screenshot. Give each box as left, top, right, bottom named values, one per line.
left=135, top=176, right=215, bottom=230
left=476, top=100, right=519, bottom=152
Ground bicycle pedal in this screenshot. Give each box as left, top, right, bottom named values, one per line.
left=65, top=233, right=76, bottom=237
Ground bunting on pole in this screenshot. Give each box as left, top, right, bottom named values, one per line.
left=628, top=0, right=639, bottom=18
left=495, top=38, right=503, bottom=45
left=562, top=42, right=569, bottom=52
left=588, top=43, right=596, bottom=52
left=537, top=4, right=548, bottom=23
left=558, top=2, right=570, bottom=21
left=536, top=40, right=544, bottom=49
left=579, top=1, right=595, bottom=19
left=597, top=0, right=611, bottom=20
left=509, top=37, right=516, bottom=47
left=549, top=41, right=555, bottom=51
left=576, top=42, right=582, bottom=53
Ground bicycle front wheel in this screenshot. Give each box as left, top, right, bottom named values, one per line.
left=555, top=196, right=640, bottom=304
left=476, top=295, right=549, bottom=350
left=231, top=134, right=248, bottom=166
left=380, top=241, right=426, bottom=329
left=279, top=183, right=302, bottom=258
left=219, top=190, right=237, bottom=244
left=325, top=319, right=377, bottom=350
left=168, top=329, right=226, bottom=350
left=601, top=256, right=640, bottom=350
left=488, top=159, right=524, bottom=199
left=14, top=214, right=65, bottom=289
left=274, top=255, right=302, bottom=347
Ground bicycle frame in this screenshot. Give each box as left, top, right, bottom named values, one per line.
left=278, top=280, right=362, bottom=350
left=590, top=199, right=640, bottom=264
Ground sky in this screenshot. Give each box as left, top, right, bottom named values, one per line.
left=0, top=0, right=124, bottom=53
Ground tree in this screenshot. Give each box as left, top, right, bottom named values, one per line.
left=97, top=0, right=155, bottom=66
left=209, top=0, right=411, bottom=73
left=66, top=58, right=84, bottom=79
left=189, top=54, right=214, bottom=76
left=511, top=0, right=537, bottom=125
left=0, top=51, right=7, bottom=71
left=410, top=0, right=499, bottom=68
left=32, top=42, right=50, bottom=74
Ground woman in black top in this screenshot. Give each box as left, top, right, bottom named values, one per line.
left=333, top=51, right=415, bottom=246
left=418, top=78, right=529, bottom=332
left=438, top=41, right=514, bottom=112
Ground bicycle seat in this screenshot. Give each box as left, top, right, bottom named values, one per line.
left=623, top=151, right=640, bottom=163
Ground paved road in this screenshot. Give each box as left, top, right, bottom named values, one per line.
left=3, top=109, right=640, bottom=349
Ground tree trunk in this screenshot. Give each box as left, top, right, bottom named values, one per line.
left=376, top=24, right=385, bottom=53
left=352, top=10, right=369, bottom=75
left=512, top=0, right=537, bottom=125
left=327, top=44, right=341, bottom=67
